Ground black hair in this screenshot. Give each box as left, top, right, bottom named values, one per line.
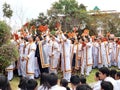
left=24, top=37, right=28, bottom=42
left=79, top=76, right=86, bottom=84
left=32, top=36, right=36, bottom=42
left=47, top=73, right=58, bottom=87
left=95, top=72, right=100, bottom=78
left=0, top=75, right=12, bottom=90
left=110, top=69, right=117, bottom=79
left=60, top=79, right=68, bottom=87
left=76, top=84, right=92, bottom=90
left=116, top=72, right=120, bottom=79
left=101, top=81, right=113, bottom=90
left=99, top=67, right=110, bottom=76
left=40, top=73, right=50, bottom=89
left=70, top=75, right=80, bottom=85
left=18, top=77, right=29, bottom=90
left=60, top=79, right=70, bottom=90
left=21, top=37, right=24, bottom=40
left=70, top=38, right=75, bottom=44
left=64, top=34, right=69, bottom=39
left=36, top=35, right=43, bottom=41
left=26, top=79, right=38, bottom=90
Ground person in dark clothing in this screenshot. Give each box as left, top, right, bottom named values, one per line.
left=35, top=36, right=49, bottom=74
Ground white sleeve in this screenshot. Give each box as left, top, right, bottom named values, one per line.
left=28, top=44, right=36, bottom=59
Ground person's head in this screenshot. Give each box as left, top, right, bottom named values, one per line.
left=79, top=76, right=86, bottom=84
left=64, top=34, right=69, bottom=39
left=99, top=67, right=110, bottom=80
left=47, top=73, right=58, bottom=87
left=94, top=72, right=100, bottom=81
left=60, top=79, right=70, bottom=90
left=115, top=71, right=120, bottom=80
left=28, top=35, right=36, bottom=42
left=60, top=79, right=68, bottom=87
left=0, top=75, right=12, bottom=90
left=18, top=77, right=29, bottom=90
left=109, top=69, right=117, bottom=79
left=101, top=81, right=113, bottom=90
left=51, top=36, right=55, bottom=41
left=76, top=84, right=92, bottom=90
left=70, top=75, right=80, bottom=86
left=26, top=79, right=38, bottom=90
left=36, top=35, right=42, bottom=42
left=24, top=37, right=28, bottom=42
left=40, top=73, right=49, bottom=86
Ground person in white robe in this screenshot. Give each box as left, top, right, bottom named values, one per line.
left=35, top=35, right=50, bottom=74
left=99, top=67, right=119, bottom=90
left=25, top=36, right=36, bottom=79
left=21, top=38, right=29, bottom=77
left=108, top=39, right=114, bottom=67
left=92, top=39, right=99, bottom=68
left=74, top=39, right=82, bottom=71
left=18, top=37, right=24, bottom=76
left=98, top=38, right=110, bottom=68
left=55, top=32, right=71, bottom=82
left=93, top=72, right=101, bottom=90
left=49, top=36, right=60, bottom=74
left=116, top=42, right=120, bottom=69
left=81, top=37, right=93, bottom=76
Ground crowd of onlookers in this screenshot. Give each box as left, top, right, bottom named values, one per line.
left=0, top=67, right=120, bottom=90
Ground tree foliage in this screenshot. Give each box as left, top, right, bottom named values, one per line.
left=27, top=0, right=120, bottom=36
left=0, top=21, right=19, bottom=73
left=2, top=2, right=13, bottom=19
left=0, top=21, right=11, bottom=46
left=0, top=43, right=19, bottom=73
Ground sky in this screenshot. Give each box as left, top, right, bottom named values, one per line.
left=0, top=0, right=120, bottom=31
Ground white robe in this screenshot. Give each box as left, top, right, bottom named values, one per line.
left=61, top=34, right=71, bottom=72
left=81, top=42, right=93, bottom=75
left=104, top=77, right=119, bottom=90
left=75, top=43, right=82, bottom=70
left=38, top=40, right=50, bottom=68
left=18, top=41, right=24, bottom=76
left=60, top=34, right=71, bottom=82
left=49, top=40, right=60, bottom=74
left=93, top=81, right=101, bottom=90
left=92, top=42, right=99, bottom=68
left=116, top=80, right=120, bottom=89
left=108, top=42, right=114, bottom=66
left=98, top=42, right=110, bottom=68
left=116, top=45, right=120, bottom=69
left=50, top=85, right=66, bottom=90
left=26, top=42, right=36, bottom=79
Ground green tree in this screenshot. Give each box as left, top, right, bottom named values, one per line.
left=2, top=2, right=13, bottom=19
left=0, top=21, right=19, bottom=73
left=47, top=0, right=89, bottom=32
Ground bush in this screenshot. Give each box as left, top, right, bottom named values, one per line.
left=0, top=43, right=19, bottom=72
left=0, top=21, right=19, bottom=73
left=0, top=21, right=11, bottom=46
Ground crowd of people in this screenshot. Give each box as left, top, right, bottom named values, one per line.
left=1, top=67, right=120, bottom=90
left=1, top=28, right=120, bottom=90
